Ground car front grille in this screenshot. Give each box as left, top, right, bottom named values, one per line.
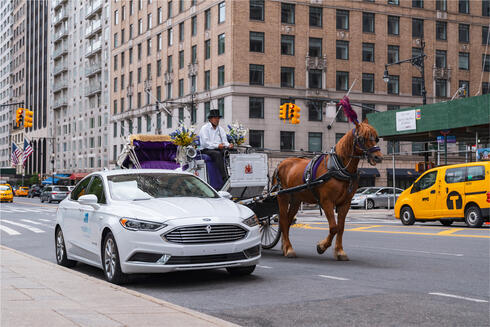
left=163, top=224, right=248, bottom=244
left=165, top=252, right=247, bottom=265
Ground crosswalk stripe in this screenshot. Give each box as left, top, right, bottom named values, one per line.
left=20, top=219, right=54, bottom=228
left=1, top=220, right=45, bottom=233
left=39, top=219, right=54, bottom=222
left=0, top=224, right=21, bottom=235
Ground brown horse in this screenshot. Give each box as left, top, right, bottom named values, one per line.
left=273, top=118, right=383, bottom=260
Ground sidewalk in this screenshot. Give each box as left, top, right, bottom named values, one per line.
left=1, top=246, right=238, bottom=327
left=296, top=208, right=396, bottom=223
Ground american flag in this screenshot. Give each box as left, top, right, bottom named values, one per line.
left=22, top=138, right=33, bottom=166
left=11, top=143, right=21, bottom=166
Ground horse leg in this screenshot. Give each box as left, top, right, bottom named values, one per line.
left=278, top=195, right=299, bottom=258
left=283, top=200, right=301, bottom=258
left=333, top=203, right=350, bottom=261
left=316, top=201, right=338, bottom=255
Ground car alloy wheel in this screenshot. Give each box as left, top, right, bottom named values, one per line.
left=366, top=199, right=374, bottom=210
left=55, top=228, right=76, bottom=267
left=103, top=232, right=128, bottom=284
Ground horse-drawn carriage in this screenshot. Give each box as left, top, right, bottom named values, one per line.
left=117, top=134, right=282, bottom=249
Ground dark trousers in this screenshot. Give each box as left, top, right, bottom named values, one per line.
left=201, top=149, right=227, bottom=181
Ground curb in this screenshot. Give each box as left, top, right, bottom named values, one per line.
left=1, top=245, right=239, bottom=327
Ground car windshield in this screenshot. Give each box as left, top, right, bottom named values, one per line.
left=107, top=173, right=219, bottom=201
left=0, top=185, right=10, bottom=191
left=21, top=187, right=29, bottom=190
left=53, top=186, right=69, bottom=191
left=355, top=188, right=368, bottom=194
left=363, top=188, right=381, bottom=194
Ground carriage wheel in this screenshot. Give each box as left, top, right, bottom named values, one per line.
left=259, top=214, right=281, bottom=249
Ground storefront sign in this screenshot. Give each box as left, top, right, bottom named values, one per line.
left=396, top=110, right=416, bottom=131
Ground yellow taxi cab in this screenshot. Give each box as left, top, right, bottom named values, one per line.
left=395, top=162, right=490, bottom=228
left=0, top=184, right=14, bottom=203
left=14, top=186, right=29, bottom=197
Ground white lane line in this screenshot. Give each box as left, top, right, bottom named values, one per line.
left=318, top=275, right=350, bottom=281
left=39, top=219, right=54, bottom=222
left=257, top=265, right=272, bottom=269
left=1, top=220, right=45, bottom=233
left=0, top=224, right=21, bottom=235
left=21, top=219, right=54, bottom=228
left=429, top=292, right=488, bottom=303
left=357, top=245, right=464, bottom=257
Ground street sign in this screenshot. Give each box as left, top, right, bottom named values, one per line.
left=396, top=110, right=416, bottom=131
left=437, top=135, right=456, bottom=143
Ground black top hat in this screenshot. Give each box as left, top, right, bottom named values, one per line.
left=207, top=109, right=222, bottom=119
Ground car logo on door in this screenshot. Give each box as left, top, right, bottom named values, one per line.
left=205, top=225, right=212, bottom=234
left=203, top=218, right=211, bottom=221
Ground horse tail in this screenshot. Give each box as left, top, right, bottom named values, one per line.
left=270, top=167, right=281, bottom=192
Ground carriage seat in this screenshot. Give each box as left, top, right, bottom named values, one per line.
left=195, top=152, right=225, bottom=190
left=132, top=140, right=180, bottom=170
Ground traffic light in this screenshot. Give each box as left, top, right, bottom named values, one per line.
left=24, top=109, right=34, bottom=128
left=279, top=103, right=288, bottom=120
left=15, top=108, right=24, bottom=128
left=291, top=105, right=301, bottom=124
left=288, top=104, right=296, bottom=119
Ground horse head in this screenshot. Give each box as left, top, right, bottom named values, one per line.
left=353, top=118, right=383, bottom=166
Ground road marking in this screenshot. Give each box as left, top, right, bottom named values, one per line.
left=11, top=201, right=56, bottom=208
left=356, top=245, right=464, bottom=257
left=318, top=275, right=350, bottom=281
left=20, top=219, right=54, bottom=228
left=348, top=225, right=382, bottom=231
left=429, top=292, right=488, bottom=303
left=0, top=224, right=20, bottom=235
left=40, top=219, right=54, bottom=222
left=257, top=265, right=272, bottom=269
left=1, top=220, right=45, bottom=233
left=437, top=228, right=465, bottom=235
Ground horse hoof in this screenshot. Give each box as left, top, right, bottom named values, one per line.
left=285, top=250, right=297, bottom=258
left=316, top=244, right=326, bottom=255
left=335, top=254, right=350, bottom=261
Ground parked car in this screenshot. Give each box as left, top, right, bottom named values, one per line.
left=0, top=184, right=13, bottom=202
left=396, top=161, right=490, bottom=228
left=351, top=187, right=404, bottom=209
left=55, top=170, right=261, bottom=284
left=28, top=185, right=43, bottom=198
left=68, top=186, right=75, bottom=192
left=14, top=186, right=29, bottom=197
left=40, top=186, right=70, bottom=203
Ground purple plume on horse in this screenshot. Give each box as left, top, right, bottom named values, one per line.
left=337, top=96, right=358, bottom=124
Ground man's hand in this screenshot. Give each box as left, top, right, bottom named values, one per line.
left=228, top=143, right=234, bottom=149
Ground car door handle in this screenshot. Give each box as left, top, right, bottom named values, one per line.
left=446, top=188, right=448, bottom=193
left=430, top=190, right=436, bottom=194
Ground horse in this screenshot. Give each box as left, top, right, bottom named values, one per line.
left=273, top=118, right=383, bottom=260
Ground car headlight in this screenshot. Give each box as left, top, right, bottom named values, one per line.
left=242, top=214, right=258, bottom=227
left=119, top=218, right=167, bottom=231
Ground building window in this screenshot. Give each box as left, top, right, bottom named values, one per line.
left=138, top=43, right=142, bottom=60
left=218, top=33, right=225, bottom=55
left=179, top=0, right=184, bottom=13
left=146, top=115, right=151, bottom=132
left=387, top=140, right=400, bottom=154
left=168, top=28, right=173, bottom=46
left=436, top=0, right=447, bottom=11
left=114, top=33, right=118, bottom=47
left=309, top=6, right=322, bottom=27
left=435, top=50, right=447, bottom=68
left=147, top=13, right=152, bottom=30
left=166, top=82, right=172, bottom=99
left=129, top=48, right=133, bottom=64
left=309, top=38, right=322, bottom=57
left=362, top=43, right=374, bottom=62
left=361, top=103, right=375, bottom=121
left=218, top=98, right=225, bottom=117
left=387, top=105, right=400, bottom=111
left=137, top=92, right=142, bottom=108
left=459, top=24, right=470, bottom=43
left=157, top=33, right=162, bottom=51
left=482, top=82, right=490, bottom=94
left=308, top=132, right=322, bottom=152
left=336, top=71, right=349, bottom=91
left=156, top=85, right=162, bottom=100
left=218, top=65, right=225, bottom=86
left=412, top=0, right=423, bottom=8
left=336, top=10, right=349, bottom=30
left=387, top=16, right=399, bottom=35
left=459, top=80, right=469, bottom=97
left=249, top=130, right=264, bottom=149
left=281, top=67, right=294, bottom=88
left=435, top=79, right=447, bottom=97
left=281, top=35, right=294, bottom=55
left=129, top=24, right=134, bottom=39
left=436, top=21, right=447, bottom=41
left=249, top=97, right=264, bottom=118
left=250, top=0, right=264, bottom=21
left=168, top=1, right=173, bottom=18
left=158, top=7, right=163, bottom=24
left=362, top=13, right=375, bottom=33
left=204, top=102, right=210, bottom=122
left=484, top=26, right=489, bottom=45
left=218, top=2, right=225, bottom=23
left=362, top=73, right=374, bottom=93
left=138, top=19, right=143, bottom=34
left=308, top=69, right=322, bottom=89
left=179, top=22, right=184, bottom=42
left=204, top=70, right=210, bottom=90
left=156, top=112, right=161, bottom=130
left=335, top=133, right=344, bottom=143
left=191, top=45, right=197, bottom=64
left=167, top=113, right=172, bottom=128
left=387, top=75, right=399, bottom=94
left=178, top=79, right=184, bottom=97
left=167, top=55, right=173, bottom=72
left=113, top=77, right=118, bottom=92
left=179, top=51, right=184, bottom=69
left=308, top=102, right=322, bottom=122
left=280, top=131, right=294, bottom=151
left=114, top=9, right=119, bottom=24
left=249, top=64, right=264, bottom=85
left=387, top=45, right=399, bottom=64
left=459, top=0, right=469, bottom=14
left=250, top=32, right=264, bottom=52
left=483, top=55, right=490, bottom=72
left=113, top=100, right=118, bottom=114
left=205, top=9, right=211, bottom=30
left=204, top=39, right=211, bottom=59
left=137, top=116, right=142, bottom=133
left=178, top=108, right=184, bottom=122
left=459, top=52, right=469, bottom=70
left=147, top=39, right=152, bottom=56
left=281, top=3, right=295, bottom=24
left=336, top=40, right=349, bottom=60
left=191, top=16, right=197, bottom=36
left=114, top=55, right=118, bottom=70
left=388, top=0, right=399, bottom=4
left=121, top=29, right=125, bottom=44
left=484, top=0, right=490, bottom=16
left=412, top=19, right=424, bottom=38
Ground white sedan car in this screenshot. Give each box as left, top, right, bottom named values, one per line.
left=55, top=169, right=261, bottom=284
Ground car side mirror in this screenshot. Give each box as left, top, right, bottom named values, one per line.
left=217, top=191, right=232, bottom=199
left=78, top=194, right=99, bottom=208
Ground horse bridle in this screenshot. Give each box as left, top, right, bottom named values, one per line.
left=351, top=128, right=380, bottom=160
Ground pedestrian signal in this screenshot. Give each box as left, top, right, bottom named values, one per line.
left=24, top=109, right=34, bottom=128
left=15, top=108, right=24, bottom=128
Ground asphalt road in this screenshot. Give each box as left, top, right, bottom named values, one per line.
left=1, top=197, right=489, bottom=327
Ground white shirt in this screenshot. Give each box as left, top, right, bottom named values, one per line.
left=198, top=122, right=229, bottom=150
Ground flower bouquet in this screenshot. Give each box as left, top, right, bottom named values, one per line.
left=227, top=121, right=247, bottom=146
left=169, top=122, right=198, bottom=147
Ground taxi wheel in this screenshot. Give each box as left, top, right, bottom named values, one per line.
left=400, top=206, right=415, bottom=225
left=226, top=265, right=256, bottom=276
left=465, top=206, right=483, bottom=228
left=55, top=228, right=77, bottom=268
left=103, top=232, right=128, bottom=284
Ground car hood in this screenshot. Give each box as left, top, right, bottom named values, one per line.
left=108, top=197, right=253, bottom=223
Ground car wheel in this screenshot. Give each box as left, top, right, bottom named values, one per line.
left=55, top=228, right=77, bottom=268
left=400, top=206, right=415, bottom=225
left=226, top=265, right=256, bottom=276
left=103, top=232, right=128, bottom=284
left=366, top=199, right=375, bottom=210
left=465, top=206, right=483, bottom=228
left=440, top=220, right=453, bottom=226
